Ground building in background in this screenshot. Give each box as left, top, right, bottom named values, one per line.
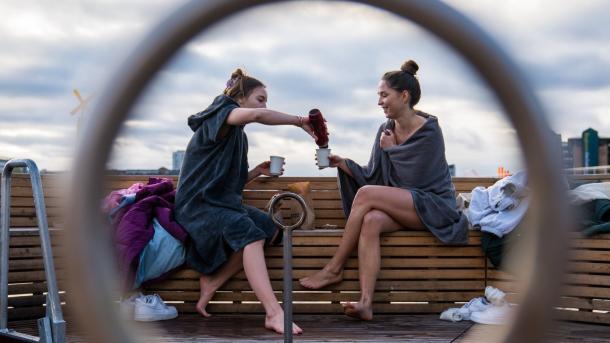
left=563, top=128, right=610, bottom=172
left=172, top=150, right=185, bottom=171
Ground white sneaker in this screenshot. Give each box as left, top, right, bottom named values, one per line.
left=134, top=294, right=178, bottom=322
left=484, top=286, right=507, bottom=306
left=119, top=293, right=143, bottom=319
left=471, top=303, right=513, bottom=325
left=440, top=297, right=492, bottom=322
left=458, top=296, right=492, bottom=320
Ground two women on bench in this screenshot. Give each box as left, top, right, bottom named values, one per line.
left=175, top=59, right=467, bottom=333
left=300, top=60, right=469, bottom=320
left=174, top=68, right=316, bottom=335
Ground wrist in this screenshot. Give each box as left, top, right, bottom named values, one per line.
left=295, top=115, right=303, bottom=127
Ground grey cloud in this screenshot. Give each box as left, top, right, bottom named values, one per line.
left=0, top=65, right=72, bottom=96
left=523, top=54, right=610, bottom=91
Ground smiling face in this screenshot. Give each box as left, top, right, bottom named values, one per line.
left=377, top=80, right=409, bottom=118
left=238, top=86, right=268, bottom=108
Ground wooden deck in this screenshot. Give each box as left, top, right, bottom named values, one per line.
left=7, top=314, right=610, bottom=342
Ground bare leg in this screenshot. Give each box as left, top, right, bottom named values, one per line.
left=300, top=186, right=423, bottom=289
left=243, top=239, right=303, bottom=335
left=299, top=188, right=379, bottom=289
left=196, top=249, right=244, bottom=317
left=343, top=209, right=401, bottom=320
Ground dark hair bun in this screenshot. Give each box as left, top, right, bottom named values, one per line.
left=400, top=60, right=419, bottom=76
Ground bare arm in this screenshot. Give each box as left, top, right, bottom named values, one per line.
left=247, top=168, right=262, bottom=183
left=226, top=108, right=316, bottom=139
left=247, top=161, right=283, bottom=183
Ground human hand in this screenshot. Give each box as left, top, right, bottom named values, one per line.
left=316, top=153, right=344, bottom=169
left=257, top=160, right=284, bottom=177
left=380, top=129, right=396, bottom=149
left=300, top=116, right=318, bottom=141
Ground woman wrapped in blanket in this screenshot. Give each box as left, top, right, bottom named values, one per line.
left=299, top=59, right=469, bottom=320
left=175, top=69, right=316, bottom=335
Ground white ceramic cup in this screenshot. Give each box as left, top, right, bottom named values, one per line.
left=269, top=155, right=285, bottom=176
left=316, top=148, right=331, bottom=169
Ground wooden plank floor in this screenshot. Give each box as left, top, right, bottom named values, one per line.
left=7, top=314, right=610, bottom=342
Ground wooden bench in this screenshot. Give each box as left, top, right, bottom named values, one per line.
left=2, top=174, right=610, bottom=325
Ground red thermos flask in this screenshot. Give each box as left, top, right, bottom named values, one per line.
left=308, top=108, right=329, bottom=148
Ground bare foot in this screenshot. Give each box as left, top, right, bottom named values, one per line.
left=342, top=301, right=373, bottom=321
left=299, top=269, right=343, bottom=289
left=265, top=312, right=303, bottom=335
left=195, top=275, right=217, bottom=317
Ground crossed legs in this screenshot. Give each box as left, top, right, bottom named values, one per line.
left=299, top=185, right=424, bottom=320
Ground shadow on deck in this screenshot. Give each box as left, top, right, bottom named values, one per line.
left=8, top=314, right=610, bottom=342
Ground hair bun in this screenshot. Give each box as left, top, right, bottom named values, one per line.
left=230, top=68, right=245, bottom=79
left=400, top=60, right=419, bottom=76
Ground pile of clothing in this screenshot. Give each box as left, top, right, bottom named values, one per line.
left=440, top=286, right=513, bottom=325
left=102, top=177, right=189, bottom=321
left=464, top=171, right=529, bottom=269
left=465, top=171, right=529, bottom=238
left=568, top=182, right=610, bottom=236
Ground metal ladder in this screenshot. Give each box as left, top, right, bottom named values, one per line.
left=1, top=159, right=66, bottom=342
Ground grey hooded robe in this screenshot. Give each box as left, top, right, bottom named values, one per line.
left=175, top=95, right=277, bottom=274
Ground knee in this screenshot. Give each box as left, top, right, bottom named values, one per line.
left=360, top=210, right=386, bottom=239
left=353, top=185, right=375, bottom=210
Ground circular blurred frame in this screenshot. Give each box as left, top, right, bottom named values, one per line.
left=68, top=1, right=570, bottom=342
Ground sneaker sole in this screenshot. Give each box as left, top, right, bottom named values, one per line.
left=134, top=312, right=178, bottom=322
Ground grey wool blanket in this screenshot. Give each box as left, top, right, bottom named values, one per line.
left=337, top=112, right=469, bottom=244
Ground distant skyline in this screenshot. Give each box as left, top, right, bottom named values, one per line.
left=1, top=1, right=609, bottom=176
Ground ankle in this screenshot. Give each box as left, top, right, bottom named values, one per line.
left=265, top=304, right=283, bottom=318
left=200, top=277, right=219, bottom=294
left=359, top=296, right=373, bottom=307
left=323, top=265, right=343, bottom=276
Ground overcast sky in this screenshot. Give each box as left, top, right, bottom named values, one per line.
left=1, top=1, right=609, bottom=176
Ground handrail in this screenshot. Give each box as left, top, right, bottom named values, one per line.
left=268, top=192, right=307, bottom=343
left=1, top=159, right=66, bottom=343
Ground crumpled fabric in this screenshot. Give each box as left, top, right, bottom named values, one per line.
left=466, top=171, right=529, bottom=238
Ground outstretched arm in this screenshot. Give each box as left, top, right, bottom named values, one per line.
left=226, top=108, right=316, bottom=139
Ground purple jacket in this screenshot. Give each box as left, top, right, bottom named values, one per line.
left=111, top=178, right=189, bottom=289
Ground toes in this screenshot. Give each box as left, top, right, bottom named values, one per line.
left=342, top=301, right=355, bottom=309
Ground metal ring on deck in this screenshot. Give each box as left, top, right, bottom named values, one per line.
left=67, top=1, right=570, bottom=342
left=268, top=192, right=308, bottom=231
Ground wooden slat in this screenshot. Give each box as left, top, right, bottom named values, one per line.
left=174, top=302, right=456, bottom=314
left=564, top=274, right=610, bottom=287
left=263, top=246, right=484, bottom=257
left=292, top=235, right=482, bottom=246
left=149, top=280, right=486, bottom=292
left=554, top=309, right=610, bottom=325
left=166, top=268, right=485, bottom=281
left=264, top=257, right=485, bottom=269
left=567, top=262, right=610, bottom=274
left=154, top=290, right=482, bottom=303
left=570, top=250, right=610, bottom=262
